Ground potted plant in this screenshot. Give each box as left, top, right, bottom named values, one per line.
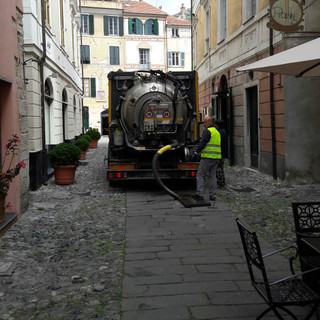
left=75, top=138, right=90, bottom=160
left=86, top=129, right=101, bottom=149
left=81, top=134, right=92, bottom=144
left=49, top=142, right=81, bottom=185
left=0, top=134, right=26, bottom=223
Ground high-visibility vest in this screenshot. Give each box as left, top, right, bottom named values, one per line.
left=201, top=127, right=222, bottom=159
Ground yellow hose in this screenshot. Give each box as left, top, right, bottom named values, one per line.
left=157, top=145, right=172, bottom=155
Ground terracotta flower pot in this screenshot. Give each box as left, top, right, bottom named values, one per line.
left=0, top=193, right=6, bottom=224
left=53, top=165, right=77, bottom=185
left=80, top=151, right=86, bottom=160
left=89, top=140, right=98, bottom=148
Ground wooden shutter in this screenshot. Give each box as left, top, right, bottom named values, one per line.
left=90, top=78, right=96, bottom=97
left=154, top=19, right=159, bottom=35
left=104, top=16, right=109, bottom=35
left=137, top=19, right=143, bottom=34
left=128, top=18, right=133, bottom=34
left=85, top=45, right=90, bottom=63
left=119, top=17, right=124, bottom=36
left=89, top=15, right=94, bottom=35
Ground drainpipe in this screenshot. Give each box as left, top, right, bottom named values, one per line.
left=79, top=0, right=85, bottom=134
left=269, top=27, right=277, bottom=179
left=38, top=0, right=47, bottom=184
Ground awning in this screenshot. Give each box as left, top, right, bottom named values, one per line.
left=236, top=37, right=320, bottom=77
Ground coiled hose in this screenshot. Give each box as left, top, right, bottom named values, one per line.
left=152, top=144, right=182, bottom=202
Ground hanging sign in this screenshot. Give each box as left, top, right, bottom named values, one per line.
left=267, top=0, right=305, bottom=32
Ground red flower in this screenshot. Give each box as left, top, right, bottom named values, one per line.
left=19, top=161, right=26, bottom=169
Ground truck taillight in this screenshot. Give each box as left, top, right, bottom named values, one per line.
left=107, top=172, right=126, bottom=179
left=178, top=163, right=199, bottom=170
left=109, top=163, right=135, bottom=170
left=187, top=171, right=197, bottom=177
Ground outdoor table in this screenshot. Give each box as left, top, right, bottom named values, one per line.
left=299, top=236, right=320, bottom=293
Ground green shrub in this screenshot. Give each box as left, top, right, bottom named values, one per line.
left=81, top=134, right=92, bottom=143
left=86, top=129, right=101, bottom=140
left=75, top=138, right=90, bottom=151
left=49, top=143, right=81, bottom=166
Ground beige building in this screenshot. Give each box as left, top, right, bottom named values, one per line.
left=167, top=15, right=191, bottom=72
left=81, top=0, right=192, bottom=134
left=81, top=0, right=124, bottom=133
left=193, top=0, right=320, bottom=182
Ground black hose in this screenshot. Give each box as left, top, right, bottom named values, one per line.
left=152, top=144, right=182, bottom=202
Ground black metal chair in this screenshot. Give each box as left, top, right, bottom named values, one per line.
left=236, top=218, right=320, bottom=320
left=292, top=202, right=320, bottom=239
left=292, top=202, right=320, bottom=293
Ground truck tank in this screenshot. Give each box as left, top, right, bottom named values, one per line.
left=107, top=70, right=200, bottom=180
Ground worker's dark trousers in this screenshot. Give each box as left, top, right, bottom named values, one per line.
left=196, top=158, right=219, bottom=197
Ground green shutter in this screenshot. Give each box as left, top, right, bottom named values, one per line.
left=91, top=78, right=96, bottom=97
left=119, top=17, right=124, bottom=36
left=89, top=15, right=94, bottom=35
left=85, top=45, right=90, bottom=63
left=154, top=19, right=159, bottom=35
left=115, top=47, right=119, bottom=65
left=104, top=16, right=109, bottom=35
left=128, top=18, right=132, bottom=34
left=137, top=19, right=143, bottom=34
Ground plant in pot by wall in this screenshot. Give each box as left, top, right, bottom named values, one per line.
left=49, top=142, right=81, bottom=185
left=86, top=129, right=101, bottom=149
left=81, top=134, right=92, bottom=144
left=75, top=138, right=90, bottom=160
left=0, top=134, right=26, bottom=223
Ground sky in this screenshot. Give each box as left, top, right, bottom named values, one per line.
left=143, top=0, right=190, bottom=15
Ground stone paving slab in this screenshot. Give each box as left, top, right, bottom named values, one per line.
left=122, top=193, right=318, bottom=320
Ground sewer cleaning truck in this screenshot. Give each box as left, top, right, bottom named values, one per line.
left=106, top=69, right=200, bottom=182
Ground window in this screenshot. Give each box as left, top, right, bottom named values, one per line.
left=83, top=78, right=96, bottom=98
left=144, top=19, right=159, bottom=35
left=110, top=46, right=120, bottom=65
left=104, top=16, right=123, bottom=36
left=44, top=0, right=50, bottom=28
left=81, top=14, right=94, bottom=35
left=81, top=45, right=90, bottom=64
left=172, top=28, right=179, bottom=38
left=128, top=18, right=143, bottom=35
left=205, top=7, right=210, bottom=54
left=168, top=52, right=185, bottom=67
left=243, top=0, right=257, bottom=22
left=218, top=0, right=227, bottom=42
left=139, top=49, right=150, bottom=70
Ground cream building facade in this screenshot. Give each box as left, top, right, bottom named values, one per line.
left=81, top=0, right=192, bottom=134
left=193, top=0, right=320, bottom=182
left=81, top=0, right=124, bottom=132
left=23, top=0, right=83, bottom=189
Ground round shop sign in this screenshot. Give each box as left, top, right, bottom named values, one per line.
left=267, top=0, right=304, bottom=32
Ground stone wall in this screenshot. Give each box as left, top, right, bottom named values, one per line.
left=16, top=4, right=29, bottom=210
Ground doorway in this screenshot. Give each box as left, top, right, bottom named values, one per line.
left=246, top=86, right=259, bottom=168
left=62, top=89, right=68, bottom=141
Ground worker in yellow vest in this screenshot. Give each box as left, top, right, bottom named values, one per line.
left=192, top=116, right=222, bottom=201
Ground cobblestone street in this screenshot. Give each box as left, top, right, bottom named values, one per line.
left=0, top=136, right=320, bottom=319
left=0, top=137, right=126, bottom=320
